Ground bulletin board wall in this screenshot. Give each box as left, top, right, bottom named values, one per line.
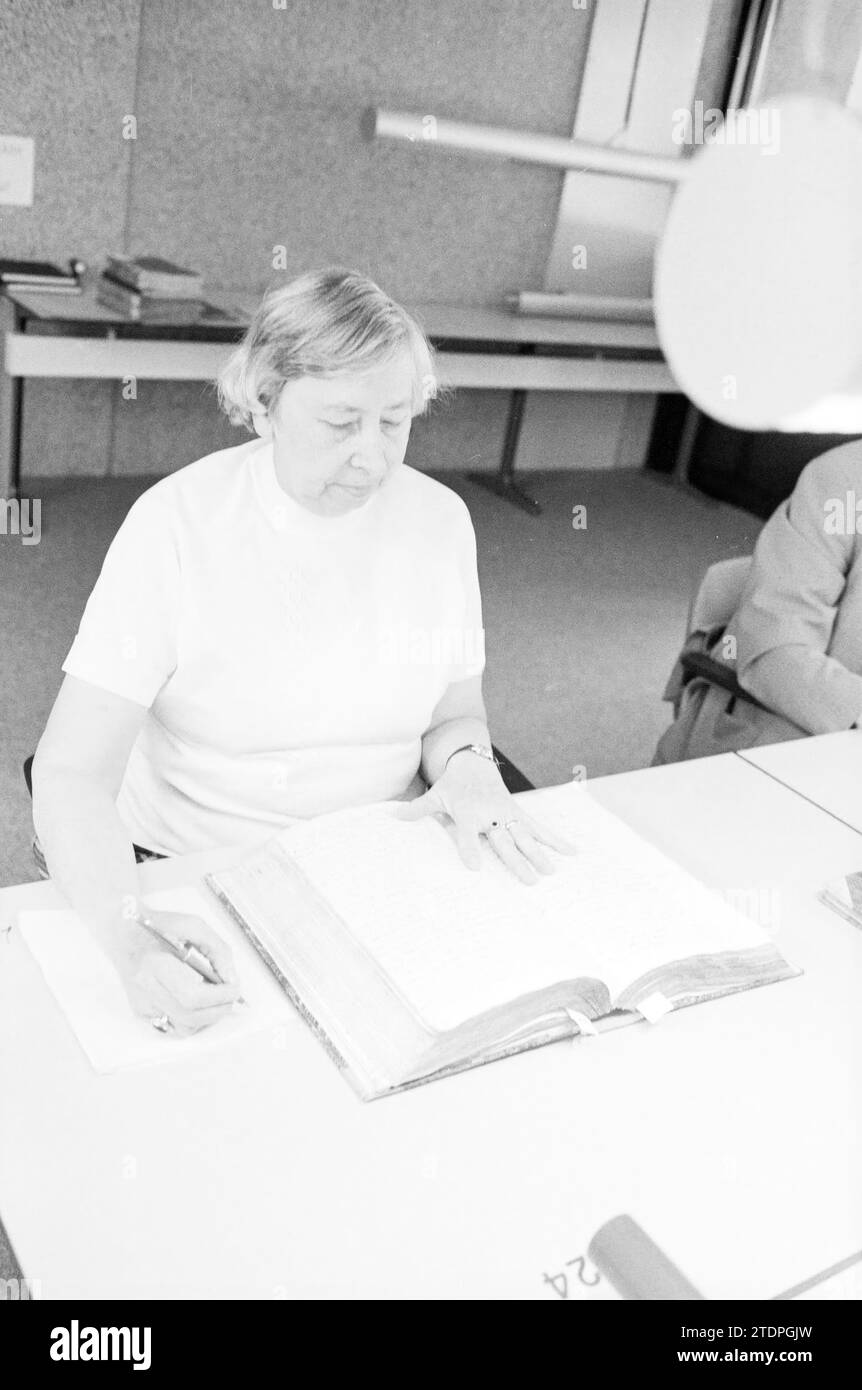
left=0, top=0, right=593, bottom=478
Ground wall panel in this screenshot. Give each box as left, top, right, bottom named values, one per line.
left=0, top=0, right=142, bottom=479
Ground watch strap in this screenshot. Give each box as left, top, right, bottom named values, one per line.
left=444, top=742, right=499, bottom=771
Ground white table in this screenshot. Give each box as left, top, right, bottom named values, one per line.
left=0, top=287, right=675, bottom=513
left=738, top=731, right=862, bottom=836
left=1, top=752, right=860, bottom=1300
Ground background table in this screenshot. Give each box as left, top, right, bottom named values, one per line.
left=0, top=284, right=675, bottom=513
left=1, top=750, right=860, bottom=1299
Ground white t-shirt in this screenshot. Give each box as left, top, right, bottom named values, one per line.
left=62, top=439, right=485, bottom=854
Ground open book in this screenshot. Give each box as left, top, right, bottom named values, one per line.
left=819, top=868, right=862, bottom=931
left=205, top=784, right=798, bottom=1100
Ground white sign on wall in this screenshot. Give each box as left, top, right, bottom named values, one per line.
left=0, top=135, right=35, bottom=206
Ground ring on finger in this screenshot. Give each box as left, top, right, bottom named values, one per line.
left=150, top=1013, right=173, bottom=1033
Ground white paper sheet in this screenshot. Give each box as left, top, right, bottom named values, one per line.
left=18, top=884, right=282, bottom=1073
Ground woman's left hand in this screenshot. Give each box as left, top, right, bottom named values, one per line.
left=399, top=752, right=575, bottom=884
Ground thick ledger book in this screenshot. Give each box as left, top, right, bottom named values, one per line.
left=205, top=784, right=798, bottom=1101
left=819, top=869, right=862, bottom=930
left=105, top=253, right=204, bottom=298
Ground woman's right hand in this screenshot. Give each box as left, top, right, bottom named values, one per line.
left=108, top=908, right=243, bottom=1037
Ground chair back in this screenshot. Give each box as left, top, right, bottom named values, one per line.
left=687, top=555, right=752, bottom=638
left=661, top=555, right=753, bottom=711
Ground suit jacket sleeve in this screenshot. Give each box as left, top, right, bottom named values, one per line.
left=735, top=445, right=862, bottom=733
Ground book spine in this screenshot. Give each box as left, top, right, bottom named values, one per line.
left=96, top=295, right=142, bottom=320
left=7, top=282, right=82, bottom=294
left=1, top=273, right=78, bottom=286
left=818, top=888, right=862, bottom=931
left=204, top=875, right=350, bottom=1074
left=104, top=263, right=143, bottom=291
left=99, top=271, right=142, bottom=296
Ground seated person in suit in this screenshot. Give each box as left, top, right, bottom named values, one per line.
left=653, top=439, right=862, bottom=765
left=32, top=268, right=570, bottom=1037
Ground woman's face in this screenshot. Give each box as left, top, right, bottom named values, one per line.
left=268, top=349, right=415, bottom=517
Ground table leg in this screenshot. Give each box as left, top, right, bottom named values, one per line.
left=670, top=399, right=702, bottom=486
left=467, top=386, right=541, bottom=515
left=0, top=298, right=23, bottom=500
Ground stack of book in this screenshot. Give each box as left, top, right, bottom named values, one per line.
left=97, top=254, right=206, bottom=323
left=0, top=259, right=82, bottom=293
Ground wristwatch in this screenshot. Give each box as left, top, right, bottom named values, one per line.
left=444, top=743, right=499, bottom=770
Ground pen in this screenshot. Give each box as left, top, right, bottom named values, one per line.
left=132, top=909, right=239, bottom=993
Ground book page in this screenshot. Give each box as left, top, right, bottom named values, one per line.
left=273, top=785, right=774, bottom=1031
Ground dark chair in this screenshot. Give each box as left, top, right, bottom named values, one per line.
left=662, top=557, right=766, bottom=716
left=492, top=746, right=534, bottom=795
left=676, top=649, right=768, bottom=712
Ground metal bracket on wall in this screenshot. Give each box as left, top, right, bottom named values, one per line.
left=543, top=0, right=716, bottom=299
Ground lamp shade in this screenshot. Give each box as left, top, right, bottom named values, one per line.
left=654, top=96, right=862, bottom=432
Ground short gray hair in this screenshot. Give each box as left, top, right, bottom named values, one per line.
left=218, top=267, right=438, bottom=430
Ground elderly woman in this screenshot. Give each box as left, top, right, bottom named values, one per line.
left=32, top=268, right=569, bottom=1037
left=653, top=439, right=862, bottom=764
